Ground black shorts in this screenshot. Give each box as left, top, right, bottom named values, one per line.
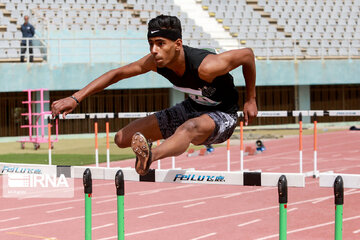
left=155, top=99, right=237, bottom=145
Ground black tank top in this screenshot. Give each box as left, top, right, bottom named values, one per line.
left=157, top=45, right=239, bottom=114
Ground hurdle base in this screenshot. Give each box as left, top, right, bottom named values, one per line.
left=306, top=170, right=334, bottom=179
left=305, top=170, right=321, bottom=178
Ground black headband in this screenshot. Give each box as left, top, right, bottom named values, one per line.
left=147, top=28, right=182, bottom=41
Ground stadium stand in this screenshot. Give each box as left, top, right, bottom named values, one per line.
left=201, top=0, right=360, bottom=59
left=0, top=0, right=359, bottom=62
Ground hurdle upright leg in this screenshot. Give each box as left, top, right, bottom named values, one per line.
left=47, top=117, right=52, bottom=165
left=299, top=113, right=303, bottom=174
left=334, top=176, right=344, bottom=240
left=115, top=170, right=125, bottom=240
left=227, top=139, right=230, bottom=171
left=278, top=175, right=288, bottom=240
left=172, top=156, right=175, bottom=169
left=83, top=168, right=92, bottom=240
left=239, top=113, right=244, bottom=171
left=106, top=115, right=110, bottom=168
left=157, top=140, right=161, bottom=169
left=313, top=113, right=318, bottom=177
left=94, top=116, right=99, bottom=167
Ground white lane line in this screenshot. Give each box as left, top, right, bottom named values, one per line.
left=125, top=191, right=360, bottom=237
left=337, top=168, right=350, bottom=172
left=266, top=167, right=280, bottom=171
left=287, top=208, right=298, bottom=213
left=206, top=165, right=218, bottom=169
left=3, top=190, right=359, bottom=233
left=15, top=182, right=112, bottom=201
left=353, top=229, right=360, bottom=234
left=98, top=236, right=116, bottom=240
left=96, top=199, right=115, bottom=204
left=183, top=202, right=206, bottom=208
left=0, top=184, right=199, bottom=212
left=241, top=136, right=360, bottom=167
left=191, top=232, right=217, bottom=240
left=126, top=188, right=275, bottom=212
left=256, top=215, right=360, bottom=240
left=276, top=208, right=298, bottom=214
left=126, top=186, right=355, bottom=213
left=0, top=217, right=20, bottom=223
left=139, top=185, right=195, bottom=196
left=237, top=219, right=261, bottom=227
left=138, top=211, right=164, bottom=219
left=46, top=207, right=73, bottom=214
left=222, top=187, right=275, bottom=199
left=289, top=162, right=299, bottom=166
left=311, top=196, right=332, bottom=204
left=346, top=189, right=358, bottom=193
left=125, top=205, right=279, bottom=236
left=0, top=210, right=117, bottom=232
left=156, top=136, right=308, bottom=168
left=0, top=215, right=84, bottom=232
left=0, top=197, right=98, bottom=213
left=154, top=135, right=359, bottom=170
left=138, top=190, right=163, bottom=196
left=0, top=185, right=272, bottom=220
left=312, top=190, right=359, bottom=204
left=92, top=223, right=114, bottom=231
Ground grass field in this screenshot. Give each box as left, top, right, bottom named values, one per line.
left=0, top=154, right=132, bottom=165
left=0, top=137, right=136, bottom=165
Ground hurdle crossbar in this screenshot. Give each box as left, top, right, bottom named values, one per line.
left=45, top=110, right=360, bottom=120
left=71, top=166, right=305, bottom=187
left=0, top=163, right=304, bottom=187
left=43, top=110, right=359, bottom=178
left=319, top=173, right=360, bottom=189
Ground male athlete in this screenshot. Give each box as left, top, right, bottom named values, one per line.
left=51, top=15, right=257, bottom=176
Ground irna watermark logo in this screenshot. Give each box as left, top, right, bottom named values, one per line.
left=3, top=173, right=74, bottom=198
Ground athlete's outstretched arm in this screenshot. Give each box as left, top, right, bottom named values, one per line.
left=51, top=54, right=156, bottom=117
left=198, top=48, right=257, bottom=125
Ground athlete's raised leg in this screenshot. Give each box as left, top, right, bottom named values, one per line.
left=132, top=114, right=216, bottom=175
left=152, top=114, right=215, bottom=160
left=114, top=114, right=162, bottom=148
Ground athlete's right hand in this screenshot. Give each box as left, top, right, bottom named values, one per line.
left=51, top=97, right=78, bottom=119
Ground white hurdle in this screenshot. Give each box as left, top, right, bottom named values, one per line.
left=319, top=173, right=360, bottom=189
left=45, top=110, right=360, bottom=174
left=0, top=162, right=305, bottom=187
left=71, top=166, right=305, bottom=187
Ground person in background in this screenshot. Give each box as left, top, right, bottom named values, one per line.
left=205, top=144, right=214, bottom=153
left=20, top=15, right=35, bottom=62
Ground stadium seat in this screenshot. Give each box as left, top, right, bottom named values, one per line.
left=9, top=40, right=20, bottom=48
left=3, top=32, right=14, bottom=39
left=14, top=32, right=22, bottom=39
left=0, top=40, right=10, bottom=49
left=7, top=49, right=19, bottom=58
left=307, top=48, right=318, bottom=56
left=0, top=0, right=357, bottom=61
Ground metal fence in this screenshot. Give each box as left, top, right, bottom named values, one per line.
left=0, top=36, right=359, bottom=64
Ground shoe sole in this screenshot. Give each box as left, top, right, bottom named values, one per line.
left=131, top=132, right=151, bottom=176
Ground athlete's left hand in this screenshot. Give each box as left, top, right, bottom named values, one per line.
left=243, top=98, right=257, bottom=126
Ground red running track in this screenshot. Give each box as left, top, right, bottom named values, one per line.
left=0, top=130, right=359, bottom=240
